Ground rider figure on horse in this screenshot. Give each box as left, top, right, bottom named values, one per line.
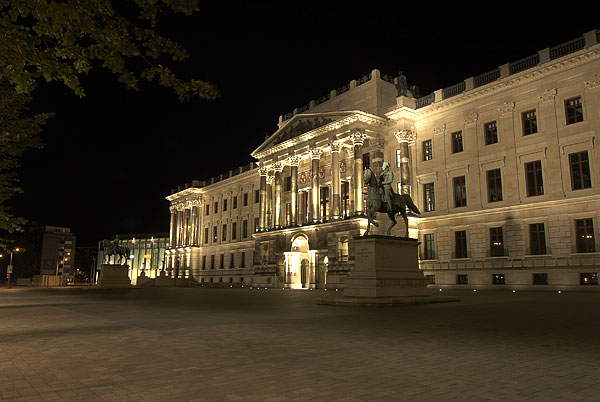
left=380, top=161, right=394, bottom=213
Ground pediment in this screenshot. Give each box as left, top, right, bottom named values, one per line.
left=252, top=111, right=354, bottom=157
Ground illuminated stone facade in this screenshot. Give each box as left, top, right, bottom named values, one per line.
left=167, top=30, right=600, bottom=290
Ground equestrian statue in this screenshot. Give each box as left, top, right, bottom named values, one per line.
left=363, top=161, right=421, bottom=237
left=102, top=235, right=130, bottom=265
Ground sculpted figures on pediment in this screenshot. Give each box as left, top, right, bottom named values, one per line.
left=273, top=117, right=334, bottom=146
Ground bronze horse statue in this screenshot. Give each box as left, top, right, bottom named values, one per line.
left=363, top=167, right=421, bottom=237
left=102, top=239, right=130, bottom=265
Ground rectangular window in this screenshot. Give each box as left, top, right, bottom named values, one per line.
left=529, top=223, right=547, bottom=255
left=243, top=193, right=248, bottom=206
left=487, top=169, right=503, bottom=202
left=455, top=230, right=467, bottom=258
left=211, top=255, right=215, bottom=269
left=490, top=227, right=504, bottom=257
left=231, top=222, right=237, bottom=240
left=254, top=217, right=259, bottom=233
left=202, top=255, right=206, bottom=270
left=565, top=96, right=583, bottom=125
left=213, top=226, right=218, bottom=243
left=569, top=151, right=592, bottom=190
left=341, top=182, right=350, bottom=218
left=456, top=274, right=468, bottom=284
left=320, top=186, right=330, bottom=221
left=284, top=176, right=292, bottom=192
left=453, top=176, right=467, bottom=207
left=338, top=236, right=349, bottom=262
left=580, top=273, right=598, bottom=285
left=396, top=149, right=402, bottom=168
left=484, top=121, right=498, bottom=145
left=214, top=202, right=218, bottom=214
left=492, top=274, right=505, bottom=285
left=525, top=160, right=544, bottom=197
left=255, top=189, right=260, bottom=203
left=233, top=196, right=238, bottom=209
left=522, top=109, right=538, bottom=135
left=426, top=275, right=435, bottom=284
left=223, top=199, right=228, bottom=212
left=575, top=218, right=596, bottom=253
left=423, top=182, right=435, bottom=212
left=204, top=227, right=208, bottom=244
left=220, top=254, right=224, bottom=269
left=422, top=139, right=433, bottom=161
left=242, top=220, right=248, bottom=238
left=423, top=233, right=435, bottom=260
left=451, top=131, right=463, bottom=153
left=241, top=252, right=246, bottom=268
left=205, top=204, right=210, bottom=216
left=533, top=273, right=548, bottom=285
left=222, top=224, right=227, bottom=242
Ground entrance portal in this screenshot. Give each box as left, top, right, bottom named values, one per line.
left=284, top=234, right=317, bottom=289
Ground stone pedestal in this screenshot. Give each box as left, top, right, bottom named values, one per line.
left=97, top=264, right=132, bottom=288
left=318, top=235, right=459, bottom=306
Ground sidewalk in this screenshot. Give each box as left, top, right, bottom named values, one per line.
left=1, top=287, right=599, bottom=401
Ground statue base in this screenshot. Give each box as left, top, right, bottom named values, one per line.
left=318, top=235, right=459, bottom=306
left=97, top=264, right=132, bottom=288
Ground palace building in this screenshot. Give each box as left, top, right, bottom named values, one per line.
left=166, top=29, right=600, bottom=290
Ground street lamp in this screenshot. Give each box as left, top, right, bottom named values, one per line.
left=4, top=248, right=21, bottom=289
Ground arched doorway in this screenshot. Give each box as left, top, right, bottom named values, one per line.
left=284, top=234, right=316, bottom=289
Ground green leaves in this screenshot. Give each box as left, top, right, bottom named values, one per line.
left=0, top=0, right=218, bottom=101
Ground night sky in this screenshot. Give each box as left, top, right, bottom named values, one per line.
left=13, top=3, right=599, bottom=246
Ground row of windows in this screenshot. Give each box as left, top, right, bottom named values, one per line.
left=427, top=272, right=598, bottom=286
left=422, top=218, right=596, bottom=260
left=202, top=252, right=249, bottom=270
left=200, top=277, right=245, bottom=284
left=206, top=190, right=260, bottom=216
left=203, top=218, right=260, bottom=244
left=419, top=96, right=584, bottom=161
left=422, top=151, right=592, bottom=212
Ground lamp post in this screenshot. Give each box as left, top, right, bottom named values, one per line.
left=3, top=248, right=20, bottom=289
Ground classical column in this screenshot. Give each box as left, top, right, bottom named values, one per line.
left=266, top=174, right=274, bottom=228
left=350, top=131, right=367, bottom=215
left=273, top=162, right=284, bottom=228
left=183, top=202, right=192, bottom=246
left=258, top=167, right=268, bottom=230
left=169, top=206, right=177, bottom=248
left=191, top=200, right=199, bottom=245
left=176, top=205, right=184, bottom=247
left=394, top=130, right=415, bottom=195
left=309, top=147, right=322, bottom=223
left=330, top=141, right=342, bottom=220
left=288, top=155, right=299, bottom=226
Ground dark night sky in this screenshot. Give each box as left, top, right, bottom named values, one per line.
left=12, top=3, right=599, bottom=246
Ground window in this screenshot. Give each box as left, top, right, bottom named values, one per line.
left=522, top=110, right=538, bottom=135
left=422, top=139, right=433, bottom=161
left=204, top=228, right=208, bottom=244
left=423, top=182, right=435, bottom=212
left=202, top=255, right=206, bottom=270
left=455, top=230, right=468, bottom=258
left=456, top=274, right=468, bottom=284
left=396, top=149, right=402, bottom=168
left=241, top=252, right=246, bottom=268
left=255, top=189, right=260, bottom=203
left=453, top=176, right=467, bottom=207
left=492, top=274, right=505, bottom=285
left=484, top=121, right=498, bottom=145
left=211, top=255, right=215, bottom=269
left=231, top=222, right=237, bottom=240
left=338, top=236, right=349, bottom=262
left=529, top=223, right=547, bottom=255
left=222, top=224, right=227, bottom=242
left=213, top=226, right=218, bottom=243
left=525, top=161, right=544, bottom=197
left=490, top=227, right=504, bottom=257
left=580, top=273, right=598, bottom=285
left=220, top=254, right=224, bottom=269
left=341, top=182, right=350, bottom=218
left=569, top=151, right=592, bottom=190
left=426, top=275, right=435, bottom=284
left=243, top=193, right=248, bottom=206
left=565, top=96, right=583, bottom=125
left=451, top=131, right=463, bottom=153
left=362, top=153, right=370, bottom=169
left=487, top=169, right=503, bottom=202
left=233, top=196, right=238, bottom=209
left=423, top=233, right=435, bottom=260
left=254, top=217, right=259, bottom=233
left=533, top=273, right=548, bottom=285
left=320, top=186, right=330, bottom=221
left=223, top=199, right=228, bottom=212
left=242, top=220, right=248, bottom=238
left=205, top=204, right=210, bottom=216
left=575, top=218, right=596, bottom=253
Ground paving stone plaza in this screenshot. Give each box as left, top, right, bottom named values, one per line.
left=1, top=287, right=599, bottom=401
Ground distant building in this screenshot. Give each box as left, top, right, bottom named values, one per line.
left=167, top=29, right=600, bottom=290
left=28, top=225, right=76, bottom=283
left=96, top=233, right=168, bottom=285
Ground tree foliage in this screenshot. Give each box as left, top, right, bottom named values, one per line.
left=0, top=0, right=219, bottom=101
left=0, top=81, right=52, bottom=251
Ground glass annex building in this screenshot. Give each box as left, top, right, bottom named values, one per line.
left=97, top=233, right=168, bottom=285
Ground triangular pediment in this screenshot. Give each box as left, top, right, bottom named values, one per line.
left=252, top=111, right=354, bottom=158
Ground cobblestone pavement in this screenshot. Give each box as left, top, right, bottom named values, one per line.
left=1, top=286, right=599, bottom=402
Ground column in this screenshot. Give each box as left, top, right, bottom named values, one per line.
left=309, top=147, right=322, bottom=223
left=176, top=205, right=184, bottom=247
left=288, top=155, right=299, bottom=226
left=266, top=174, right=274, bottom=228
left=258, top=167, right=268, bottom=230
left=191, top=201, right=199, bottom=245
left=183, top=202, right=192, bottom=246
left=350, top=131, right=367, bottom=215
left=330, top=141, right=341, bottom=219
left=169, top=206, right=177, bottom=248
left=273, top=162, right=284, bottom=228
left=394, top=130, right=415, bottom=195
